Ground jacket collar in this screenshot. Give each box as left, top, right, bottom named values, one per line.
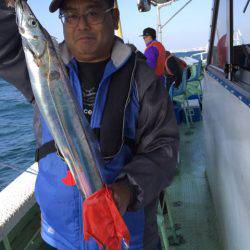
left=59, top=36, right=132, bottom=69
left=110, top=37, right=132, bottom=68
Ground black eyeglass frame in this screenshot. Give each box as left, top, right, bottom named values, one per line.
left=59, top=7, right=114, bottom=26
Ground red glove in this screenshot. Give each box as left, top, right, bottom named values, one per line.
left=83, top=186, right=130, bottom=250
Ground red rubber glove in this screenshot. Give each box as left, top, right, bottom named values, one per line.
left=83, top=185, right=130, bottom=250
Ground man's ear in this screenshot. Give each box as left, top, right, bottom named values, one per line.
left=112, top=8, right=120, bottom=30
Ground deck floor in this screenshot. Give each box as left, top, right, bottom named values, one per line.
left=165, top=121, right=222, bottom=250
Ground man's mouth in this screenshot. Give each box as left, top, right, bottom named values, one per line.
left=77, top=36, right=94, bottom=42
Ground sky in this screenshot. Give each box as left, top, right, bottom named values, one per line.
left=28, top=0, right=213, bottom=52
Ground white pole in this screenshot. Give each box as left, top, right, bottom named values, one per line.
left=156, top=0, right=180, bottom=43
left=157, top=5, right=162, bottom=42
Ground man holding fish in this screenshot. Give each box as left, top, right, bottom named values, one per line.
left=0, top=0, right=179, bottom=249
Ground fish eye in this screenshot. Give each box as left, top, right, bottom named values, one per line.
left=28, top=18, right=38, bottom=27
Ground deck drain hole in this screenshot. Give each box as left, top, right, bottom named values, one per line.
left=168, top=235, right=186, bottom=246
left=174, top=223, right=182, bottom=230
left=173, top=201, right=183, bottom=207
left=184, top=131, right=194, bottom=136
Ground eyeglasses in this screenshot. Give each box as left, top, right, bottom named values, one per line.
left=59, top=7, right=114, bottom=26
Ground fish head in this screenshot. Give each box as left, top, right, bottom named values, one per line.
left=15, top=0, right=47, bottom=58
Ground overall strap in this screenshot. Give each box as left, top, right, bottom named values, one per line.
left=35, top=140, right=56, bottom=162
left=35, top=140, right=65, bottom=162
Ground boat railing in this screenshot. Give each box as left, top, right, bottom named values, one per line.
left=0, top=163, right=38, bottom=243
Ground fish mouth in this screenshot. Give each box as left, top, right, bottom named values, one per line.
left=15, top=0, right=46, bottom=60
left=15, top=0, right=40, bottom=40
left=15, top=0, right=25, bottom=33
left=15, top=0, right=25, bottom=12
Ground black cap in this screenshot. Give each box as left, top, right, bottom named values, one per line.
left=49, top=0, right=63, bottom=12
left=49, top=0, right=115, bottom=13
left=141, top=27, right=156, bottom=39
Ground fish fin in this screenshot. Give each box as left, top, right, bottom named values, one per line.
left=51, top=36, right=60, bottom=57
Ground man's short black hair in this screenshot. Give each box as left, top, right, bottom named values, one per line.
left=142, top=27, right=156, bottom=40
left=49, top=0, right=115, bottom=13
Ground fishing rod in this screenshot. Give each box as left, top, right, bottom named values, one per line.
left=0, top=161, right=38, bottom=176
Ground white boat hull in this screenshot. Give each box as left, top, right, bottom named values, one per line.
left=203, top=72, right=250, bottom=250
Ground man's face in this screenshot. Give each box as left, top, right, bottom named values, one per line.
left=143, top=35, right=153, bottom=45
left=61, top=0, right=119, bottom=62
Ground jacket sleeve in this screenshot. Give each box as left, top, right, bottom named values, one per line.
left=144, top=46, right=159, bottom=70
left=0, top=4, right=33, bottom=102
left=117, top=77, right=179, bottom=211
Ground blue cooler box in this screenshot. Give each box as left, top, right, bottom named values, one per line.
left=182, top=99, right=202, bottom=123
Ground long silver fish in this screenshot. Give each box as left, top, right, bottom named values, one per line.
left=15, top=0, right=103, bottom=197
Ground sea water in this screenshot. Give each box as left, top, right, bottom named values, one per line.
left=0, top=78, right=35, bottom=191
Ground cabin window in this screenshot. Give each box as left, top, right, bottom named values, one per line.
left=211, top=0, right=228, bottom=70
left=233, top=0, right=250, bottom=73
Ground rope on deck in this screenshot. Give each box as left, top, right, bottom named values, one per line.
left=0, top=163, right=38, bottom=241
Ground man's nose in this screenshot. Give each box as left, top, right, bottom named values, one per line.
left=77, top=15, right=89, bottom=30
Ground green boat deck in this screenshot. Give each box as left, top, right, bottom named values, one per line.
left=160, top=121, right=222, bottom=250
